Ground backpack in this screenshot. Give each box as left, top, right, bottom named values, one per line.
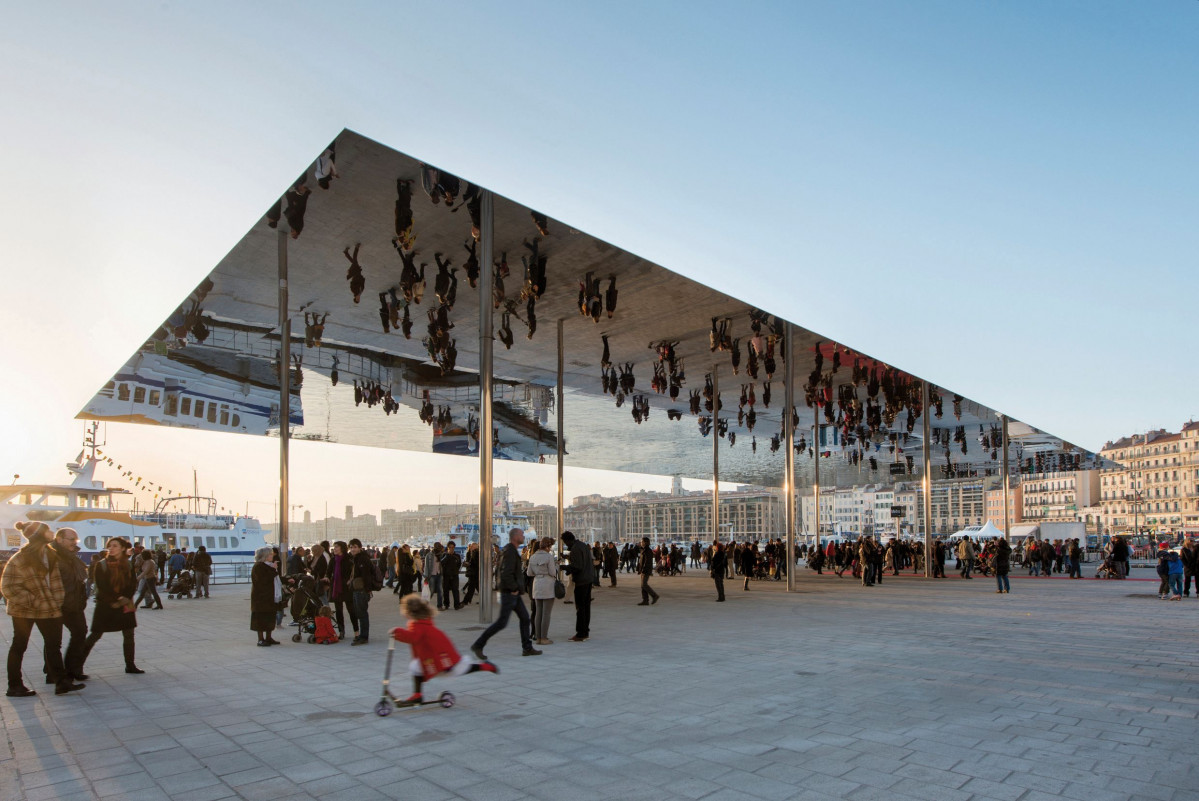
left=371, top=559, right=384, bottom=592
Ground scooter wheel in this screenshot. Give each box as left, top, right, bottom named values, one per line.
left=306, top=635, right=316, bottom=644
left=439, top=692, right=455, bottom=708
left=374, top=700, right=392, bottom=717
left=291, top=633, right=302, bottom=643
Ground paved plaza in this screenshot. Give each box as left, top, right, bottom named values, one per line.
left=0, top=568, right=1194, bottom=801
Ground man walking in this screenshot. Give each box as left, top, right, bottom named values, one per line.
left=561, top=531, right=595, bottom=640
left=50, top=528, right=89, bottom=682
left=957, top=538, right=975, bottom=579
left=471, top=529, right=541, bottom=658
left=192, top=546, right=212, bottom=598
left=637, top=536, right=660, bottom=606
left=441, top=541, right=463, bottom=610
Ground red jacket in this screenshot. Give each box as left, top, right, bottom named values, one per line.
left=314, top=615, right=338, bottom=643
left=392, top=618, right=460, bottom=678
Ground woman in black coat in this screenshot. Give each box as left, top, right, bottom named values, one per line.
left=740, top=544, right=757, bottom=590
left=993, top=538, right=1012, bottom=594
left=250, top=547, right=280, bottom=647
left=709, top=543, right=727, bottom=602
left=83, top=538, right=144, bottom=674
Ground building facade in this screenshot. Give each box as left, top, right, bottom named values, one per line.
left=1099, top=424, right=1199, bottom=536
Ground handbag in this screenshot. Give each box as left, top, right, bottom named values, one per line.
left=553, top=571, right=566, bottom=600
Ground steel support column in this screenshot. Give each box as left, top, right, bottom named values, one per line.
left=277, top=228, right=290, bottom=562
left=813, top=405, right=821, bottom=553
left=556, top=319, right=565, bottom=556
left=922, top=381, right=933, bottom=577
left=478, top=191, right=495, bottom=623
left=784, top=325, right=796, bottom=591
left=1002, top=414, right=1011, bottom=543
left=712, top=367, right=719, bottom=543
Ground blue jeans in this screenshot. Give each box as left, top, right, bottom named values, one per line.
left=427, top=575, right=442, bottom=608
left=995, top=572, right=1010, bottom=592
left=1168, top=575, right=1182, bottom=596
left=472, top=592, right=532, bottom=653
left=353, top=591, right=370, bottom=640
left=1030, top=563, right=1040, bottom=576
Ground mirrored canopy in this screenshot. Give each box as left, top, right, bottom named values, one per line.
left=80, top=130, right=1107, bottom=489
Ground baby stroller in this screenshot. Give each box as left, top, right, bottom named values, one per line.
left=1094, top=556, right=1121, bottom=579
left=168, top=570, right=195, bottom=599
left=288, top=574, right=322, bottom=643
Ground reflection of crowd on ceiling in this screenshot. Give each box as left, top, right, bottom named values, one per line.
left=246, top=137, right=1098, bottom=481
left=156, top=278, right=214, bottom=348
left=262, top=140, right=558, bottom=383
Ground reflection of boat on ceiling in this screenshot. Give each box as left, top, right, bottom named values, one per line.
left=80, top=344, right=303, bottom=435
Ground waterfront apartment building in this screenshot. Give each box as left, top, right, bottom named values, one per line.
left=625, top=487, right=784, bottom=543
left=983, top=484, right=1023, bottom=529
left=1021, top=470, right=1099, bottom=524
left=565, top=495, right=628, bottom=542
left=1098, top=423, right=1199, bottom=536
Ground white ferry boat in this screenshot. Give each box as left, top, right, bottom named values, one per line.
left=1, top=429, right=270, bottom=561
left=443, top=515, right=539, bottom=549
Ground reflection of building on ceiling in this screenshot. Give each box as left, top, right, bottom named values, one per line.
left=179, top=315, right=560, bottom=461
left=81, top=345, right=302, bottom=435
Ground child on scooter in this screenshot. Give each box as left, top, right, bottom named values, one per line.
left=392, top=594, right=497, bottom=704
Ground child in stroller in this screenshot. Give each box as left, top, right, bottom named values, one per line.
left=288, top=574, right=323, bottom=643
left=168, top=569, right=195, bottom=599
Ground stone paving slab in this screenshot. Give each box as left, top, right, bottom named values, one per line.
left=0, top=568, right=1194, bottom=800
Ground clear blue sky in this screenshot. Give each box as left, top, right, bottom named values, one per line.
left=2, top=1, right=1196, bottom=519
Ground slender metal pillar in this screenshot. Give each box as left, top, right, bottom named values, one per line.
left=1001, top=414, right=1011, bottom=542
left=556, top=319, right=565, bottom=556
left=813, top=405, right=821, bottom=553
left=712, top=367, right=719, bottom=542
left=784, top=325, right=796, bottom=591
left=922, top=381, right=933, bottom=577
left=478, top=190, right=495, bottom=623
left=277, top=228, right=290, bottom=561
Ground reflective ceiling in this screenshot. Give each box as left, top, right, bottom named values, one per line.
left=80, top=130, right=1106, bottom=489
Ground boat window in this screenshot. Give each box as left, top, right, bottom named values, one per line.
left=148, top=390, right=161, bottom=406
left=180, top=536, right=189, bottom=547
left=133, top=387, right=146, bottom=404
left=93, top=495, right=109, bottom=510
left=84, top=536, right=97, bottom=550
left=46, top=493, right=68, bottom=507
left=164, top=395, right=177, bottom=416
left=231, top=414, right=240, bottom=428
left=118, top=384, right=130, bottom=401
left=194, top=400, right=204, bottom=418
left=206, top=536, right=215, bottom=548
left=219, top=406, right=229, bottom=426
left=104, top=381, right=114, bottom=391
left=219, top=537, right=228, bottom=548
left=180, top=397, right=191, bottom=416
left=207, top=404, right=217, bottom=423
left=229, top=537, right=238, bottom=546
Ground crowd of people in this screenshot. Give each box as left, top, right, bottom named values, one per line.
left=2, top=522, right=148, bottom=698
